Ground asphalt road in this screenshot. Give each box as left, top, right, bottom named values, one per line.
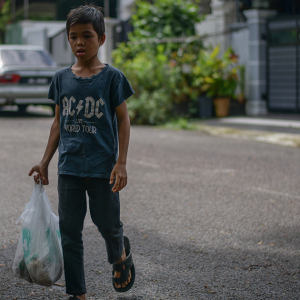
left=0, top=110, right=300, bottom=299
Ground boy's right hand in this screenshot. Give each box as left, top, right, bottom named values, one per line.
left=28, top=164, right=49, bottom=185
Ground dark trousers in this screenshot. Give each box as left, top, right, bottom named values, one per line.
left=58, top=175, right=124, bottom=295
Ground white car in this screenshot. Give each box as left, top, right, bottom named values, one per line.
left=0, top=45, right=59, bottom=113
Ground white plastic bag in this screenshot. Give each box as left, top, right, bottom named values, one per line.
left=13, top=182, right=63, bottom=286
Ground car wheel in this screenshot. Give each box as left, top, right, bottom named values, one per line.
left=18, top=105, right=28, bottom=114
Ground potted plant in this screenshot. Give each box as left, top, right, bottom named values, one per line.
left=190, top=53, right=212, bottom=118
left=193, top=46, right=240, bottom=117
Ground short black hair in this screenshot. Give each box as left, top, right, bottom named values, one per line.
left=66, top=4, right=105, bottom=39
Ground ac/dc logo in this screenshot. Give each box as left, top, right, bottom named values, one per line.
left=62, top=96, right=105, bottom=119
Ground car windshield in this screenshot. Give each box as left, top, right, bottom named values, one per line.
left=0, top=49, right=55, bottom=67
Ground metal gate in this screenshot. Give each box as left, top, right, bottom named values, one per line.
left=267, top=17, right=300, bottom=112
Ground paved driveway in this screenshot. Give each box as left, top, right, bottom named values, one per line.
left=0, top=113, right=300, bottom=299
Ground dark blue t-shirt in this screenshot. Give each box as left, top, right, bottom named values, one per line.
left=48, top=64, right=134, bottom=178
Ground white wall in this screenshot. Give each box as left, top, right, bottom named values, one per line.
left=230, top=26, right=249, bottom=100
left=19, top=20, right=65, bottom=47
left=98, top=19, right=119, bottom=65
left=6, top=20, right=65, bottom=50
left=25, top=29, right=47, bottom=49
left=118, top=0, right=135, bottom=21
left=51, top=30, right=74, bottom=67
left=195, top=0, right=236, bottom=54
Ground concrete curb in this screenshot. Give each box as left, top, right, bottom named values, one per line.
left=197, top=125, right=300, bottom=148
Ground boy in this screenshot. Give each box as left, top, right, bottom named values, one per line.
left=28, top=4, right=135, bottom=300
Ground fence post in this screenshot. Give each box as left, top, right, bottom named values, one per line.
left=243, top=9, right=277, bottom=115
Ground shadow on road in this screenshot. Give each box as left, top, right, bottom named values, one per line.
left=1, top=223, right=299, bottom=299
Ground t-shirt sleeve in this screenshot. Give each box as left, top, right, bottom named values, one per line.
left=111, top=71, right=135, bottom=108
left=47, top=72, right=60, bottom=105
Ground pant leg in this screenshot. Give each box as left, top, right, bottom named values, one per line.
left=58, top=175, right=87, bottom=295
left=86, top=177, right=124, bottom=264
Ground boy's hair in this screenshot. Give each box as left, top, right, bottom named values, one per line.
left=66, top=4, right=105, bottom=39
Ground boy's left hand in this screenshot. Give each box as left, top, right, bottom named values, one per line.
left=110, top=162, right=127, bottom=193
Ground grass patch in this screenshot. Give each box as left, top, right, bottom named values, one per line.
left=163, top=118, right=199, bottom=130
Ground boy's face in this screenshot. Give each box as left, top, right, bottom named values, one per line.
left=68, top=23, right=105, bottom=62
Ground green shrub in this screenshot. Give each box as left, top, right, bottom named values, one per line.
left=127, top=89, right=172, bottom=125
left=192, top=46, right=241, bottom=98
left=114, top=45, right=183, bottom=125
left=130, top=0, right=203, bottom=40
left=112, top=0, right=208, bottom=124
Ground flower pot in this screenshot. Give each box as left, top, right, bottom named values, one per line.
left=213, top=97, right=230, bottom=118
left=197, top=96, right=213, bottom=118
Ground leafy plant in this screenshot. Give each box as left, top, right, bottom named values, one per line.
left=114, top=0, right=204, bottom=59
left=127, top=89, right=172, bottom=125
left=130, top=0, right=203, bottom=40
left=0, top=0, right=11, bottom=44
left=112, top=0, right=207, bottom=124
left=113, top=45, right=182, bottom=124
left=164, top=118, right=198, bottom=130
left=193, top=45, right=241, bottom=98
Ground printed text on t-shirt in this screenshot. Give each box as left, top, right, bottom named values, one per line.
left=62, top=96, right=105, bottom=118
left=62, top=96, right=104, bottom=135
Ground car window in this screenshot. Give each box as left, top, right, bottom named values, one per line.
left=0, top=50, right=55, bottom=66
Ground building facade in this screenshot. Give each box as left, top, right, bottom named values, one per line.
left=5, top=0, right=120, bottom=66
left=115, top=0, right=300, bottom=115
left=197, top=0, right=300, bottom=115
left=4, top=0, right=300, bottom=115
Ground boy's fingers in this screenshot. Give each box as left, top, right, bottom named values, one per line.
left=111, top=174, right=127, bottom=192
left=112, top=178, right=120, bottom=192
left=34, top=174, right=40, bottom=184
left=114, top=178, right=125, bottom=193
left=41, top=175, right=49, bottom=185
left=120, top=178, right=126, bottom=189
left=109, top=172, right=115, bottom=185
left=112, top=176, right=123, bottom=192
left=114, top=181, right=121, bottom=192
left=28, top=166, right=38, bottom=176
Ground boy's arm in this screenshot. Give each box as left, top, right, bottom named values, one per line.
left=110, top=101, right=130, bottom=193
left=28, top=105, right=60, bottom=185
